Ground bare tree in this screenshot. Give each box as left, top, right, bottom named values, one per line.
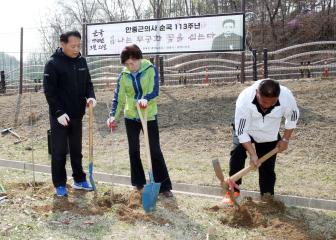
left=131, top=0, right=141, bottom=19
left=262, top=0, right=282, bottom=46
left=39, top=0, right=100, bottom=55
left=97, top=0, right=118, bottom=21
left=38, top=9, right=77, bottom=54
left=116, top=0, right=128, bottom=20
left=57, top=0, right=99, bottom=24
left=38, top=0, right=336, bottom=53
left=184, top=0, right=190, bottom=15
left=212, top=0, right=219, bottom=14
left=228, top=0, right=239, bottom=11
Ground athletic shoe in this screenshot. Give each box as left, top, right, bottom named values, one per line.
left=72, top=181, right=93, bottom=191
left=222, top=191, right=240, bottom=205
left=55, top=186, right=68, bottom=197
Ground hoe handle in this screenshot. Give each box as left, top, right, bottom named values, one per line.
left=230, top=147, right=278, bottom=182
left=9, top=129, right=21, bottom=139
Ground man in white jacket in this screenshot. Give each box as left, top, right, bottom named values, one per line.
left=223, top=79, right=299, bottom=204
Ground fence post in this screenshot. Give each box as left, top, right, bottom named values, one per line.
left=82, top=18, right=87, bottom=57
left=203, top=65, right=209, bottom=84
left=159, top=56, right=164, bottom=85
left=0, top=71, right=5, bottom=93
left=19, top=27, right=23, bottom=94
left=307, top=61, right=311, bottom=78
left=300, top=62, right=304, bottom=78
left=236, top=65, right=240, bottom=82
left=241, top=52, right=246, bottom=83
left=240, top=0, right=246, bottom=83
left=178, top=70, right=182, bottom=84
left=263, top=48, right=268, bottom=78
left=252, top=49, right=257, bottom=81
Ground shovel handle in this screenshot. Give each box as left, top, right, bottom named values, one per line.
left=230, top=147, right=278, bottom=182
left=136, top=104, right=152, bottom=172
left=88, top=103, right=93, bottom=164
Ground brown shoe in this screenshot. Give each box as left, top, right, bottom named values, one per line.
left=162, top=190, right=173, bottom=198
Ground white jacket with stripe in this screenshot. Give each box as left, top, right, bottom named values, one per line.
left=235, top=81, right=299, bottom=143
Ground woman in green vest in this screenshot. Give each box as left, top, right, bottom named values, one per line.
left=107, top=44, right=173, bottom=197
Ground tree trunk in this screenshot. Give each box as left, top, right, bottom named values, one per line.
left=229, top=0, right=238, bottom=11
left=131, top=0, right=141, bottom=19
left=212, top=0, right=219, bottom=14
left=184, top=0, right=189, bottom=15
left=263, top=0, right=281, bottom=48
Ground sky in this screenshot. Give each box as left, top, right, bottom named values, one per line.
left=0, top=0, right=56, bottom=59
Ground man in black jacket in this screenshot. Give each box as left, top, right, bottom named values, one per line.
left=43, top=31, right=96, bottom=197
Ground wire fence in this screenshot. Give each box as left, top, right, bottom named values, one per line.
left=1, top=41, right=335, bottom=95
left=0, top=42, right=336, bottom=199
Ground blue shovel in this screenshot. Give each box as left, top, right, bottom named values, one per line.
left=136, top=104, right=161, bottom=213
left=88, top=102, right=96, bottom=191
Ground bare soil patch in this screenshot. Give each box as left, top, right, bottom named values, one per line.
left=5, top=181, right=171, bottom=226
left=1, top=169, right=335, bottom=239
left=207, top=195, right=325, bottom=240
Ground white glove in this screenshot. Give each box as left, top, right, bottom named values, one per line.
left=57, top=113, right=70, bottom=126
left=137, top=99, right=148, bottom=108
left=87, top=98, right=97, bottom=108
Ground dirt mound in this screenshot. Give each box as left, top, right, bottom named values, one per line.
left=117, top=205, right=171, bottom=225
left=215, top=196, right=286, bottom=228
left=97, top=189, right=170, bottom=225
left=207, top=196, right=316, bottom=239
left=96, top=190, right=129, bottom=208
left=220, top=205, right=254, bottom=227
left=8, top=181, right=46, bottom=190
left=95, top=190, right=142, bottom=210
left=5, top=182, right=171, bottom=225
left=127, top=190, right=142, bottom=209
left=33, top=198, right=105, bottom=216
left=5, top=182, right=52, bottom=199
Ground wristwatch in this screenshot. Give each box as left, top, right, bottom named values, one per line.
left=281, top=138, right=289, bottom=143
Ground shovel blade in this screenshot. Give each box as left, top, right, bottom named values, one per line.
left=142, top=182, right=161, bottom=213
left=88, top=162, right=96, bottom=191
left=0, top=184, right=6, bottom=195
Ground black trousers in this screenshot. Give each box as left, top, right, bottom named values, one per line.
left=50, top=116, right=86, bottom=187
left=229, top=134, right=278, bottom=195
left=125, top=118, right=172, bottom=192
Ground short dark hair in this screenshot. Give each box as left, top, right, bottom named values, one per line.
left=60, top=31, right=81, bottom=43
left=223, top=19, right=235, bottom=27
left=120, top=44, right=143, bottom=64
left=258, top=79, right=280, bottom=97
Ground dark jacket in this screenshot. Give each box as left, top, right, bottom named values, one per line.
left=43, top=48, right=95, bottom=118
left=211, top=33, right=243, bottom=51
